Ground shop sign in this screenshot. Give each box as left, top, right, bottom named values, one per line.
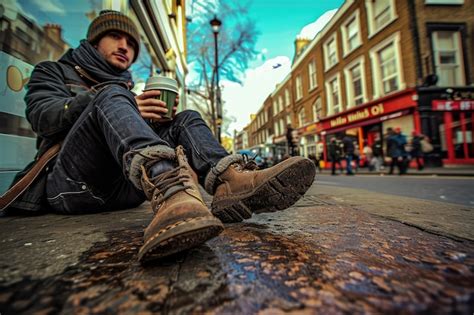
left=329, top=104, right=384, bottom=128
left=432, top=100, right=474, bottom=111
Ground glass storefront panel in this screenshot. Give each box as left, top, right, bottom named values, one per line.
left=0, top=1, right=156, bottom=90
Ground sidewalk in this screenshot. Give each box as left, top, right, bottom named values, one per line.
left=1, top=184, right=473, bottom=314
left=323, top=166, right=474, bottom=177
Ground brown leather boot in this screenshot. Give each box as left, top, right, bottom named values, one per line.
left=138, top=146, right=223, bottom=263
left=210, top=156, right=315, bottom=223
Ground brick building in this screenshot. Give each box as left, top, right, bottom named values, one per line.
left=236, top=0, right=473, bottom=166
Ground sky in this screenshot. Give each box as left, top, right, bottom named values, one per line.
left=220, top=0, right=344, bottom=133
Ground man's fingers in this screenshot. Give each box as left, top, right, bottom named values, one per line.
left=135, top=90, right=161, bottom=100
left=140, top=112, right=163, bottom=120
left=138, top=105, right=168, bottom=114
left=137, top=98, right=167, bottom=107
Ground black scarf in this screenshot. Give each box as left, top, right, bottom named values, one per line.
left=63, top=40, right=133, bottom=88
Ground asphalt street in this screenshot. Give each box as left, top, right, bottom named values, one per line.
left=315, top=173, right=474, bottom=207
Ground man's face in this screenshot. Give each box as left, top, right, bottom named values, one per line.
left=95, top=31, right=136, bottom=70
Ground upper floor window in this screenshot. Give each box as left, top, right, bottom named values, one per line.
left=279, top=119, right=285, bottom=137
left=325, top=74, right=341, bottom=115
left=432, top=31, right=465, bottom=86
left=365, top=0, right=397, bottom=37
left=344, top=57, right=367, bottom=107
left=278, top=95, right=284, bottom=112
left=308, top=60, right=317, bottom=90
left=324, top=34, right=338, bottom=71
left=312, top=97, right=322, bottom=122
left=272, top=101, right=278, bottom=115
left=341, top=10, right=361, bottom=56
left=369, top=32, right=405, bottom=98
left=298, top=108, right=306, bottom=127
left=285, top=88, right=291, bottom=106
left=287, top=113, right=292, bottom=125
left=295, top=75, right=303, bottom=100
left=379, top=44, right=398, bottom=94
left=274, top=121, right=280, bottom=136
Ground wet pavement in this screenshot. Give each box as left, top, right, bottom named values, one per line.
left=1, top=185, right=473, bottom=314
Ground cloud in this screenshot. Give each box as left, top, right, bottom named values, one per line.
left=221, top=56, right=291, bottom=132
left=31, top=0, right=66, bottom=15
left=297, top=9, right=338, bottom=39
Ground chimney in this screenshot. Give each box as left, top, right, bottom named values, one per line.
left=44, top=24, right=62, bottom=42
left=294, top=36, right=311, bottom=58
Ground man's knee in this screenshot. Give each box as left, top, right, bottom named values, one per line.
left=92, top=84, right=136, bottom=108
left=174, top=109, right=203, bottom=123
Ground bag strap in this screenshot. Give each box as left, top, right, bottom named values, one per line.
left=0, top=143, right=61, bottom=212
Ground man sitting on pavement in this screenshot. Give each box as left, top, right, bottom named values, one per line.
left=1, top=11, right=315, bottom=263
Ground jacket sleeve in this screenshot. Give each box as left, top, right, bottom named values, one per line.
left=25, top=61, right=95, bottom=141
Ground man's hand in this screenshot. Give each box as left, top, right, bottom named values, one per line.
left=135, top=90, right=179, bottom=121
left=135, top=90, right=168, bottom=121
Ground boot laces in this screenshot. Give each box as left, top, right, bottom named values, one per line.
left=149, top=165, right=191, bottom=201
left=234, top=153, right=259, bottom=172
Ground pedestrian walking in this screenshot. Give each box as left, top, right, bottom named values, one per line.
left=328, top=137, right=342, bottom=175
left=0, top=11, right=316, bottom=263
left=371, top=134, right=384, bottom=172
left=362, top=141, right=374, bottom=171
left=394, top=127, right=408, bottom=174
left=386, top=127, right=407, bottom=175
left=410, top=131, right=424, bottom=171
left=342, top=134, right=355, bottom=175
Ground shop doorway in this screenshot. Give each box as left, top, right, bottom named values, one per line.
left=440, top=111, right=474, bottom=164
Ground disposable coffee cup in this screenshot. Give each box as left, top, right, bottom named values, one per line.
left=144, top=75, right=179, bottom=121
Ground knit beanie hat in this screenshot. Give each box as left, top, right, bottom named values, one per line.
left=87, top=10, right=140, bottom=62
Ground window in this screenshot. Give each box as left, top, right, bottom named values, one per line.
left=324, top=34, right=338, bottom=70
left=341, top=10, right=361, bottom=57
left=374, top=0, right=391, bottom=29
left=285, top=88, right=291, bottom=106
left=370, top=33, right=404, bottom=98
left=379, top=44, right=398, bottom=94
left=432, top=31, right=465, bottom=86
left=308, top=60, right=317, bottom=90
left=344, top=57, right=367, bottom=107
left=295, top=75, right=303, bottom=100
left=365, top=0, right=397, bottom=37
left=274, top=121, right=280, bottom=136
left=298, top=108, right=306, bottom=127
left=287, top=114, right=292, bottom=125
left=325, top=74, right=341, bottom=115
left=273, top=101, right=278, bottom=115
left=279, top=119, right=285, bottom=136
left=278, top=95, right=284, bottom=112
left=312, top=97, right=322, bottom=122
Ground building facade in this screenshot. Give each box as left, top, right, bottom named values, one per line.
left=236, top=0, right=473, bottom=167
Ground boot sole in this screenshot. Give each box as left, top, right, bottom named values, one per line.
left=138, top=216, right=223, bottom=263
left=211, top=158, right=315, bottom=223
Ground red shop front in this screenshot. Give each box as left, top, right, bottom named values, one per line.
left=432, top=100, right=474, bottom=165
left=316, top=89, right=419, bottom=163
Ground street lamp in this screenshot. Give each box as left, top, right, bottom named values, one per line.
left=210, top=15, right=222, bottom=143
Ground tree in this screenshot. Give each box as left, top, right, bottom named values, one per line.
left=186, top=0, right=259, bottom=138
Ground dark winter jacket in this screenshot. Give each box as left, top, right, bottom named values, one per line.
left=342, top=136, right=354, bottom=155
left=8, top=40, right=133, bottom=213
left=328, top=142, right=341, bottom=160
left=372, top=140, right=383, bottom=157
left=411, top=135, right=423, bottom=157
left=386, top=134, right=400, bottom=158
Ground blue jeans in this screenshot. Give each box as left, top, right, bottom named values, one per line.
left=46, top=85, right=228, bottom=214
left=345, top=154, right=353, bottom=174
